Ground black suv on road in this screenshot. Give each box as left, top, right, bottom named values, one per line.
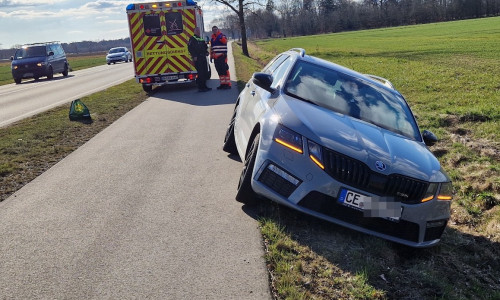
left=11, top=42, right=69, bottom=84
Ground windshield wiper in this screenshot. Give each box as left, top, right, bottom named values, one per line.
left=285, top=91, right=318, bottom=106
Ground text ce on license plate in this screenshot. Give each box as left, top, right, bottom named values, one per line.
left=338, top=189, right=370, bottom=211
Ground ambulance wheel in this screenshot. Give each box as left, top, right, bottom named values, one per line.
left=142, top=84, right=152, bottom=93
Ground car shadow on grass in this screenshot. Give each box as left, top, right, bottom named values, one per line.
left=150, top=79, right=238, bottom=107
left=242, top=198, right=500, bottom=299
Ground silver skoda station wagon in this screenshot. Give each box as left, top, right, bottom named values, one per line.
left=223, top=48, right=453, bottom=248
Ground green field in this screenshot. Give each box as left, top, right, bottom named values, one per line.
left=233, top=16, right=499, bottom=299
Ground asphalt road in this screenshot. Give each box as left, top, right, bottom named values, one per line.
left=0, top=62, right=134, bottom=128
left=0, top=46, right=271, bottom=298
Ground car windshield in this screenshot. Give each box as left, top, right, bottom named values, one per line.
left=284, top=61, right=421, bottom=140
left=14, top=46, right=46, bottom=59
left=109, top=48, right=125, bottom=54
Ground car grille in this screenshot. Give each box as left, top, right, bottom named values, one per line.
left=323, top=148, right=428, bottom=204
left=298, top=191, right=421, bottom=243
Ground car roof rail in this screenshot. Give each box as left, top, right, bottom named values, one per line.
left=22, top=41, right=61, bottom=47
left=290, top=48, right=306, bottom=57
left=364, top=74, right=395, bottom=90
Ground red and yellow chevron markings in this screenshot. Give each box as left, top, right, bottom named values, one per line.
left=128, top=7, right=197, bottom=76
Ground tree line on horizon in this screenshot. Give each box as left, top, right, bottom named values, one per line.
left=216, top=0, right=500, bottom=40
left=1, top=0, right=498, bottom=59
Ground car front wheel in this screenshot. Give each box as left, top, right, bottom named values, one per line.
left=235, top=133, right=259, bottom=205
left=46, top=67, right=53, bottom=79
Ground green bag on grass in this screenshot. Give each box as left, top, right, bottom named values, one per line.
left=69, top=99, right=91, bottom=121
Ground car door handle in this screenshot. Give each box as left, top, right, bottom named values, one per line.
left=251, top=91, right=256, bottom=96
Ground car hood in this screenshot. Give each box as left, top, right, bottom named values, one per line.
left=11, top=56, right=44, bottom=65
left=274, top=97, right=447, bottom=182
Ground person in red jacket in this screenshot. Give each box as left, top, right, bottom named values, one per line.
left=210, top=26, right=231, bottom=90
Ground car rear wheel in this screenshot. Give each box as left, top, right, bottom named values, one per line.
left=222, top=103, right=238, bottom=154
left=235, top=133, right=259, bottom=205
left=62, top=64, right=69, bottom=76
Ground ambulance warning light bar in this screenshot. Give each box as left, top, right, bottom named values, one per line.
left=126, top=0, right=197, bottom=11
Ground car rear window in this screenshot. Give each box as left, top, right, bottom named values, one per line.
left=284, top=61, right=421, bottom=140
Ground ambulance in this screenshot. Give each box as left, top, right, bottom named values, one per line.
left=126, top=0, right=209, bottom=92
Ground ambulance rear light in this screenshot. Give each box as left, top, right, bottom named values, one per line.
left=140, top=78, right=153, bottom=84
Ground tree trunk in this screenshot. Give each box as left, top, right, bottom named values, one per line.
left=238, top=0, right=249, bottom=57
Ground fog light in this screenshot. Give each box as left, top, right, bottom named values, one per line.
left=258, top=163, right=301, bottom=198
left=426, top=220, right=447, bottom=228
left=268, top=164, right=300, bottom=186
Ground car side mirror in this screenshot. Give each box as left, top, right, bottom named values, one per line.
left=10, top=56, right=14, bottom=61
left=422, top=130, right=438, bottom=146
left=252, top=72, right=275, bottom=93
left=48, top=51, right=54, bottom=56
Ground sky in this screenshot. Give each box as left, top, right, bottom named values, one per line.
left=0, top=0, right=226, bottom=49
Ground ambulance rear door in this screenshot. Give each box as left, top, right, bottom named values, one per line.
left=127, top=2, right=197, bottom=84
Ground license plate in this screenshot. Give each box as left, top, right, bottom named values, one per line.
left=162, top=75, right=178, bottom=81
left=338, top=189, right=370, bottom=210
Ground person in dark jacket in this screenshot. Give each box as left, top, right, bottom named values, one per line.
left=188, top=27, right=211, bottom=92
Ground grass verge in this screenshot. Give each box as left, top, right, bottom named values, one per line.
left=0, top=79, right=148, bottom=202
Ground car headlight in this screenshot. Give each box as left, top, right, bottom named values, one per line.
left=274, top=124, right=303, bottom=154
left=437, top=182, right=453, bottom=201
left=421, top=182, right=453, bottom=202
left=421, top=183, right=438, bottom=202
left=13, top=65, right=18, bottom=70
left=36, top=62, right=45, bottom=67
left=308, top=140, right=324, bottom=169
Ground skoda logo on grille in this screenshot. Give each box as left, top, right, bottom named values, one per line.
left=375, top=161, right=386, bottom=171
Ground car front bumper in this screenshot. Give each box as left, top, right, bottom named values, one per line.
left=249, top=129, right=450, bottom=248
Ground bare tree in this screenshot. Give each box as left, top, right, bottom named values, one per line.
left=212, top=0, right=263, bottom=56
